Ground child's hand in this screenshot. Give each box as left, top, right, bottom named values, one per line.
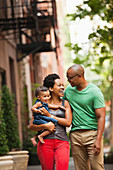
left=39, top=108, right=51, bottom=117
left=59, top=106, right=66, bottom=110
left=36, top=109, right=42, bottom=114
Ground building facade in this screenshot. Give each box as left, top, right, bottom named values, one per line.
left=0, top=0, right=64, bottom=145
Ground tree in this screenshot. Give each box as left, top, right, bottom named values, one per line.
left=67, top=0, right=113, bottom=146
left=1, top=86, right=20, bottom=151
left=0, top=93, right=9, bottom=155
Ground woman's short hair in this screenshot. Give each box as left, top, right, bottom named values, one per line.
left=43, top=73, right=60, bottom=88
left=35, top=86, right=49, bottom=97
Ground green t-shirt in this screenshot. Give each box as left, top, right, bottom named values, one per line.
left=63, top=83, right=105, bottom=132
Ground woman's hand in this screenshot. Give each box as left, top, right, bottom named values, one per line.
left=29, top=116, right=55, bottom=132
left=46, top=122, right=56, bottom=132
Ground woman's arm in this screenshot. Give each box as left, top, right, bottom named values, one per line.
left=29, top=116, right=55, bottom=132
left=39, top=100, right=72, bottom=127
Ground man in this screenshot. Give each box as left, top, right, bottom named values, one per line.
left=63, top=64, right=105, bottom=170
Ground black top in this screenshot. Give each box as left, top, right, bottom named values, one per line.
left=44, top=100, right=69, bottom=142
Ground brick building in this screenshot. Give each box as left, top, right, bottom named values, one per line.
left=0, top=0, right=64, bottom=145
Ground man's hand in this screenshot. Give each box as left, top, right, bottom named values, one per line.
left=46, top=122, right=56, bottom=132
left=92, top=139, right=101, bottom=156
left=38, top=108, right=51, bottom=117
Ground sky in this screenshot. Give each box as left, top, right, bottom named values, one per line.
left=65, top=0, right=110, bottom=81
left=66, top=0, right=110, bottom=58
left=66, top=0, right=92, bottom=59
left=65, top=0, right=100, bottom=81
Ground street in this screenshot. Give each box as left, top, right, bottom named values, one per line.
left=27, top=157, right=113, bottom=170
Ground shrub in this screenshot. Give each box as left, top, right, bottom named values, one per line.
left=0, top=106, right=9, bottom=155
left=23, top=129, right=41, bottom=165
left=23, top=129, right=37, bottom=153
left=1, top=85, right=20, bottom=151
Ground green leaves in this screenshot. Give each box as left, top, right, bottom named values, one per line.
left=1, top=86, right=20, bottom=151
left=67, top=0, right=107, bottom=21
left=0, top=95, right=9, bottom=155
left=66, top=0, right=113, bottom=101
left=65, top=43, right=82, bottom=52
left=85, top=0, right=106, bottom=15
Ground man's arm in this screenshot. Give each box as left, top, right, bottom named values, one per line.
left=93, top=107, right=106, bottom=155
left=29, top=116, right=55, bottom=132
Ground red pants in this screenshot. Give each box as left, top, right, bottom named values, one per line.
left=37, top=139, right=70, bottom=170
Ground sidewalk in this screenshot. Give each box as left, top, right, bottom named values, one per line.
left=27, top=157, right=113, bottom=170
left=27, top=158, right=74, bottom=170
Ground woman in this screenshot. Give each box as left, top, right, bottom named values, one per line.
left=29, top=73, right=72, bottom=170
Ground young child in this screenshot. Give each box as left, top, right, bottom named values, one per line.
left=31, top=86, right=65, bottom=146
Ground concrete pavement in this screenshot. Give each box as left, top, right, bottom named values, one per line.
left=27, top=157, right=75, bottom=170
left=27, top=157, right=113, bottom=170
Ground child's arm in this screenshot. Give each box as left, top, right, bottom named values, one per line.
left=39, top=101, right=72, bottom=127
left=31, top=102, right=42, bottom=114
left=48, top=104, right=66, bottom=110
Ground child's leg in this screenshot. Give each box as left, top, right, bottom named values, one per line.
left=31, top=134, right=38, bottom=147
left=38, top=130, right=51, bottom=144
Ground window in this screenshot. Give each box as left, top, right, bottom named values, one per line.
left=9, top=57, right=17, bottom=114
left=0, top=0, right=7, bottom=18
left=9, top=57, right=16, bottom=95
left=0, top=68, right=6, bottom=91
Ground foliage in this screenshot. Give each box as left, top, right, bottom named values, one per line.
left=22, top=84, right=40, bottom=165
left=104, top=138, right=110, bottom=145
left=67, top=132, right=72, bottom=157
left=22, top=83, right=40, bottom=154
left=66, top=0, right=113, bottom=101
left=0, top=93, right=9, bottom=155
left=22, top=83, right=41, bottom=152
left=1, top=85, right=20, bottom=151
left=23, top=128, right=37, bottom=153
left=104, top=151, right=113, bottom=163
left=32, top=83, right=41, bottom=104
left=0, top=116, right=9, bottom=155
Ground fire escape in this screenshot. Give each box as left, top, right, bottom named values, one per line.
left=0, top=0, right=58, bottom=61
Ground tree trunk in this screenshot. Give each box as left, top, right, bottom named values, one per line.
left=110, top=81, right=113, bottom=147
